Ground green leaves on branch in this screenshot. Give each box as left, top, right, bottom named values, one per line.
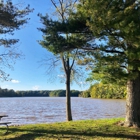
left=78, top=0, right=140, bottom=83
left=38, top=13, right=91, bottom=54
left=0, top=0, right=33, bottom=47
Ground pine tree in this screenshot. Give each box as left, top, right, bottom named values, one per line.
left=78, top=0, right=140, bottom=127
left=38, top=0, right=91, bottom=121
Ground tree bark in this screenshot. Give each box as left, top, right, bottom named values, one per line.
left=66, top=70, right=72, bottom=121
left=125, top=73, right=140, bottom=127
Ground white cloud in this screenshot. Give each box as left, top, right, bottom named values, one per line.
left=58, top=74, right=65, bottom=78
left=11, top=80, right=20, bottom=84
left=79, top=81, right=86, bottom=85
left=32, top=85, right=40, bottom=90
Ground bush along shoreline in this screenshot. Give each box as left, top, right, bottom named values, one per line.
left=79, top=83, right=126, bottom=99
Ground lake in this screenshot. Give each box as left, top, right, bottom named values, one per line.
left=0, top=97, right=126, bottom=125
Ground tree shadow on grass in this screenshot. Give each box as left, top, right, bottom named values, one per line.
left=6, top=126, right=140, bottom=140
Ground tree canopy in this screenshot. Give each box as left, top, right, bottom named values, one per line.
left=77, top=0, right=140, bottom=83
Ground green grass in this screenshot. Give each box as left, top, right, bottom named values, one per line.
left=0, top=118, right=140, bottom=140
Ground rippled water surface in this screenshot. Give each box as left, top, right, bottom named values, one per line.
left=0, top=97, right=126, bottom=125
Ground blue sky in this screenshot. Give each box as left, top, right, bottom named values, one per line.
left=0, top=0, right=90, bottom=91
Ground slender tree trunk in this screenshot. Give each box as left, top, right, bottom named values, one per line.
left=125, top=72, right=140, bottom=127
left=61, top=56, right=73, bottom=121
left=66, top=70, right=72, bottom=121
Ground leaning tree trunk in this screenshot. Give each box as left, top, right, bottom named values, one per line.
left=66, top=70, right=72, bottom=121
left=125, top=72, right=140, bottom=127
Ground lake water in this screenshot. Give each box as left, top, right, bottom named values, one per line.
left=0, top=97, right=126, bottom=125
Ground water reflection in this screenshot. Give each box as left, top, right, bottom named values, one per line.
left=0, top=97, right=126, bottom=125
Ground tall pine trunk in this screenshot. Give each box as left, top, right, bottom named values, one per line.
left=125, top=72, right=140, bottom=127
left=66, top=70, right=72, bottom=121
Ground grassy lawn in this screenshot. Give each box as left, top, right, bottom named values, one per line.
left=0, top=118, right=140, bottom=140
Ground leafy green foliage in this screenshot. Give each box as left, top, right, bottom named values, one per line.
left=38, top=13, right=91, bottom=54
left=90, top=83, right=126, bottom=99
left=0, top=0, right=32, bottom=46
left=79, top=90, right=90, bottom=98
left=78, top=0, right=140, bottom=83
left=80, top=83, right=126, bottom=99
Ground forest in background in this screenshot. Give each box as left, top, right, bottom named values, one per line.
left=0, top=83, right=126, bottom=99
left=0, top=88, right=81, bottom=97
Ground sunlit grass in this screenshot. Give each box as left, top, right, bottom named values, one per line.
left=0, top=118, right=140, bottom=140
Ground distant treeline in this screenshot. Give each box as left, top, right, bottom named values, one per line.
left=0, top=83, right=126, bottom=99
left=0, top=88, right=82, bottom=97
